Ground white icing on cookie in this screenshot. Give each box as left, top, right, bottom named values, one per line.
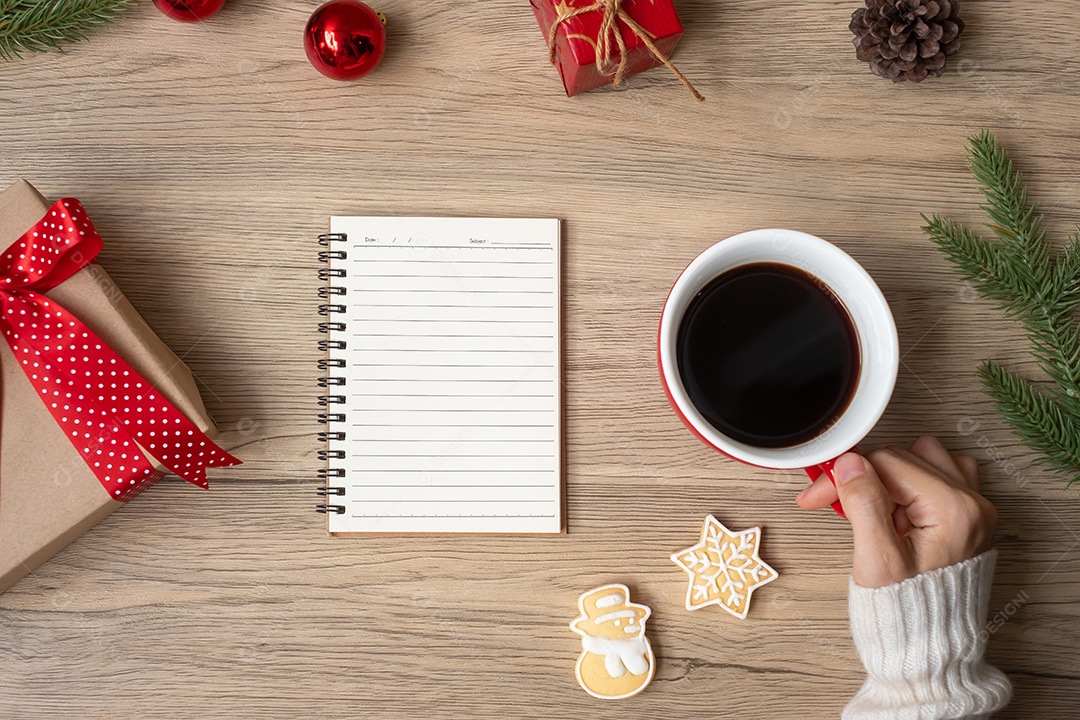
left=594, top=593, right=624, bottom=608
left=594, top=609, right=638, bottom=625
left=581, top=635, right=651, bottom=677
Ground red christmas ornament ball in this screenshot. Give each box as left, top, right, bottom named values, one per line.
left=304, top=1, right=387, bottom=81
left=153, top=0, right=225, bottom=22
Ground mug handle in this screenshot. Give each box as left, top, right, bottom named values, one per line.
left=803, top=448, right=860, bottom=519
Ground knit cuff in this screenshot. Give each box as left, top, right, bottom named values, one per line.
left=843, top=550, right=1012, bottom=720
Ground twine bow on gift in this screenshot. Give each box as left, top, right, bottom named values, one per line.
left=0, top=199, right=240, bottom=501
left=548, top=0, right=704, bottom=102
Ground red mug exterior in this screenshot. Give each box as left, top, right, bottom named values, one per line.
left=657, top=230, right=899, bottom=516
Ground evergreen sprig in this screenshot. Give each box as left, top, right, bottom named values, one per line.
left=0, top=0, right=136, bottom=61
left=924, top=130, right=1080, bottom=487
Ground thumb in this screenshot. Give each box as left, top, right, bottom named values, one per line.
left=833, top=453, right=912, bottom=588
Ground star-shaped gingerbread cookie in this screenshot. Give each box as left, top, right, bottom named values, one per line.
left=671, top=515, right=778, bottom=619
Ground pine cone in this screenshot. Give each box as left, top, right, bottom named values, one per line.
left=850, top=0, right=965, bottom=83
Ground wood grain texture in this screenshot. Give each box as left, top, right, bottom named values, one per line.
left=1, top=0, right=1079, bottom=717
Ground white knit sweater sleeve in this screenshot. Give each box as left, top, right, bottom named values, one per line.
left=843, top=550, right=1012, bottom=720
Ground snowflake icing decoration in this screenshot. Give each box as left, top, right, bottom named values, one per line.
left=670, top=515, right=778, bottom=619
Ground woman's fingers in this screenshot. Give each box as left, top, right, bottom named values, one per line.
left=904, top=435, right=970, bottom=488
left=796, top=465, right=915, bottom=539
left=882, top=444, right=956, bottom=487
left=865, top=447, right=960, bottom=511
left=955, top=454, right=981, bottom=491
left=832, top=453, right=915, bottom=587
left=892, top=504, right=912, bottom=536
left=796, top=438, right=981, bottom=525
left=796, top=474, right=840, bottom=509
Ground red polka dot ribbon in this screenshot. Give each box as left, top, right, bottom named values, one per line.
left=0, top=198, right=241, bottom=501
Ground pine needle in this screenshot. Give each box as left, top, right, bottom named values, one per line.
left=0, top=0, right=136, bottom=61
left=925, top=130, right=1080, bottom=488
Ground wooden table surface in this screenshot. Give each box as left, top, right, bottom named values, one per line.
left=2, top=1, right=1079, bottom=717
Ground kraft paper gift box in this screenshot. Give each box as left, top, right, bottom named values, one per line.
left=0, top=179, right=234, bottom=595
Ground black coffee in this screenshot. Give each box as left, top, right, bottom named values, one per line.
left=676, top=262, right=860, bottom=448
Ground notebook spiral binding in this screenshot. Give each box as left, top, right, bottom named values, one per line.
left=317, top=232, right=347, bottom=516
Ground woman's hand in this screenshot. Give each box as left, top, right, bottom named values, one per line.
left=796, top=436, right=998, bottom=588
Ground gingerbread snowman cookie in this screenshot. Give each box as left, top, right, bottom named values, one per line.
left=569, top=584, right=655, bottom=700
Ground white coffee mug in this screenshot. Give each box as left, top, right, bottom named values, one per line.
left=658, top=229, right=899, bottom=514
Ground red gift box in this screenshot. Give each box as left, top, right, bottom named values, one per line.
left=531, top=0, right=701, bottom=101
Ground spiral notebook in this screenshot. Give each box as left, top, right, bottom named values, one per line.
left=318, top=217, right=563, bottom=534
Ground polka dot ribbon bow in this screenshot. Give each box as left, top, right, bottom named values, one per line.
left=0, top=199, right=241, bottom=501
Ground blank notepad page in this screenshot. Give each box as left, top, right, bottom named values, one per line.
left=325, top=217, right=562, bottom=534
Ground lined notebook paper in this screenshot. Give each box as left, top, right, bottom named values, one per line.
left=321, top=217, right=562, bottom=534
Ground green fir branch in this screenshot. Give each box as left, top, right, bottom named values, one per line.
left=925, top=130, right=1080, bottom=487
left=966, top=130, right=1052, bottom=289
left=0, top=0, right=136, bottom=61
left=922, top=213, right=1033, bottom=311
left=1052, top=229, right=1080, bottom=312
left=978, top=360, right=1080, bottom=487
